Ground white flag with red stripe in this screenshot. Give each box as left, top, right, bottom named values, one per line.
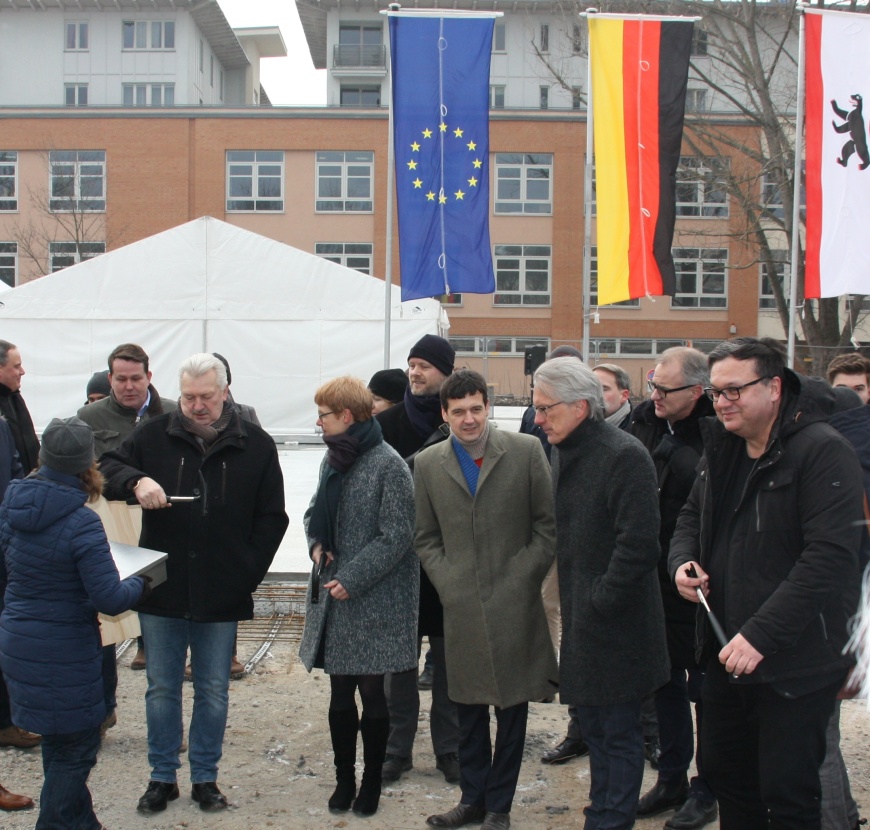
left=805, top=9, right=870, bottom=299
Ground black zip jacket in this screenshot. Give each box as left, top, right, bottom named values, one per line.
left=668, top=372, right=862, bottom=684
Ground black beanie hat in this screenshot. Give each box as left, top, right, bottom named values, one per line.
left=408, top=334, right=455, bottom=377
left=39, top=417, right=95, bottom=475
left=368, top=369, right=409, bottom=404
left=86, top=370, right=111, bottom=399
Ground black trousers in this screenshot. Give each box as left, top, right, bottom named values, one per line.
left=456, top=701, right=528, bottom=815
left=702, top=659, right=840, bottom=830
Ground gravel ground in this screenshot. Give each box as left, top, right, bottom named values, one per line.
left=0, top=639, right=867, bottom=830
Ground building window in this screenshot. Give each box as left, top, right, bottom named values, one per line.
left=540, top=24, right=549, bottom=53
left=123, top=84, right=174, bottom=107
left=539, top=86, right=549, bottom=110
left=339, top=86, right=381, bottom=107
left=451, top=336, right=550, bottom=355
left=494, top=244, right=551, bottom=306
left=494, top=153, right=553, bottom=215
left=691, top=29, right=708, bottom=57
left=210, top=55, right=214, bottom=87
left=760, top=251, right=789, bottom=310
left=440, top=293, right=463, bottom=306
left=490, top=85, right=505, bottom=110
left=316, top=151, right=374, bottom=213
left=226, top=151, right=284, bottom=212
left=315, top=242, right=373, bottom=275
left=572, top=86, right=582, bottom=110
left=220, top=70, right=224, bottom=101
left=49, top=150, right=106, bottom=213
left=0, top=152, right=17, bottom=212
left=761, top=166, right=805, bottom=221
left=685, top=89, right=707, bottom=112
left=572, top=23, right=583, bottom=54
left=199, top=39, right=204, bottom=72
left=589, top=246, right=640, bottom=307
left=122, top=20, right=174, bottom=50
left=672, top=248, right=727, bottom=308
left=65, top=84, right=88, bottom=107
left=336, top=24, right=383, bottom=68
left=492, top=22, right=506, bottom=52
left=0, top=243, right=16, bottom=288
left=65, top=21, right=88, bottom=50
left=49, top=241, right=105, bottom=272
left=676, top=157, right=729, bottom=218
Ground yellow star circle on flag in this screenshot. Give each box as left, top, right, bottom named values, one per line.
left=422, top=128, right=432, bottom=139
left=467, top=141, right=476, bottom=151
left=411, top=142, right=420, bottom=152
left=454, top=189, right=465, bottom=200
left=454, top=128, right=464, bottom=138
left=407, top=160, right=417, bottom=170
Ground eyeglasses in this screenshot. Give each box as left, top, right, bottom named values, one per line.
left=704, top=376, right=771, bottom=402
left=533, top=401, right=566, bottom=417
left=316, top=409, right=338, bottom=420
left=647, top=380, right=696, bottom=398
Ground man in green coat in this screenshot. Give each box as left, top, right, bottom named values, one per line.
left=415, top=370, right=557, bottom=830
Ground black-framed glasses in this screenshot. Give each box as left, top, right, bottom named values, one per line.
left=704, top=376, right=771, bottom=402
left=317, top=409, right=338, bottom=419
left=533, top=400, right=566, bottom=417
left=647, top=380, right=696, bottom=398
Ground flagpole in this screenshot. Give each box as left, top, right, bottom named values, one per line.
left=582, top=10, right=596, bottom=364
left=787, top=1, right=806, bottom=370
left=383, top=7, right=401, bottom=368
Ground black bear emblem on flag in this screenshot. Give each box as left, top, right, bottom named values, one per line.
left=832, top=94, right=870, bottom=170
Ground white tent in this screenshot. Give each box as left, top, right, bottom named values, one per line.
left=0, top=217, right=447, bottom=434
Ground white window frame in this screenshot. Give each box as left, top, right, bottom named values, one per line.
left=539, top=85, right=549, bottom=110
left=494, top=153, right=553, bottom=215
left=0, top=242, right=17, bottom=288
left=65, top=21, right=89, bottom=51
left=49, top=241, right=105, bottom=272
left=315, top=242, right=373, bottom=274
left=123, top=84, right=175, bottom=107
left=760, top=251, right=789, bottom=310
left=494, top=244, right=551, bottom=306
left=226, top=151, right=285, bottom=212
left=49, top=150, right=106, bottom=213
left=0, top=152, right=18, bottom=212
left=540, top=24, right=549, bottom=53
left=589, top=246, right=640, bottom=308
left=685, top=89, right=707, bottom=112
left=676, top=156, right=729, bottom=218
left=122, top=20, right=174, bottom=50
left=490, top=85, right=505, bottom=110
left=315, top=151, right=374, bottom=213
left=64, top=84, right=88, bottom=107
left=671, top=248, right=728, bottom=309
left=492, top=22, right=506, bottom=53
left=451, top=336, right=551, bottom=356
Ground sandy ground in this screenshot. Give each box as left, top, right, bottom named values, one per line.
left=0, top=639, right=867, bottom=830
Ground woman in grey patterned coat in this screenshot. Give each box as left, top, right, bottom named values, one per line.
left=299, top=376, right=418, bottom=819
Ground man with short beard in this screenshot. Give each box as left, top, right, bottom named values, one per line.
left=376, top=334, right=461, bottom=785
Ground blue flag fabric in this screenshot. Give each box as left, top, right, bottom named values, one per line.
left=389, top=15, right=496, bottom=301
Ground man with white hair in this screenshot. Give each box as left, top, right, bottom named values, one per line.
left=100, top=353, right=288, bottom=816
left=533, top=356, right=668, bottom=830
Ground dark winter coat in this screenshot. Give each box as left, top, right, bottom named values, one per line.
left=376, top=399, right=448, bottom=636
left=298, top=441, right=419, bottom=675
left=668, top=372, right=863, bottom=685
left=0, top=384, right=38, bottom=473
left=99, top=410, right=289, bottom=622
left=0, top=468, right=144, bottom=735
left=630, top=396, right=714, bottom=666
left=552, top=418, right=669, bottom=707
left=415, top=429, right=558, bottom=707
left=0, top=418, right=23, bottom=500
left=77, top=385, right=177, bottom=458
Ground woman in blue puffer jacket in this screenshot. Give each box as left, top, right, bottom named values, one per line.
left=0, top=417, right=148, bottom=830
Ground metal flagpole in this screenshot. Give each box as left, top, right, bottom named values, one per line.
left=581, top=10, right=597, bottom=363
left=383, top=11, right=399, bottom=369
left=787, top=1, right=807, bottom=370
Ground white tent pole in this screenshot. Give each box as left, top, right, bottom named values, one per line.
left=582, top=12, right=596, bottom=363
left=787, top=3, right=806, bottom=370
left=384, top=27, right=397, bottom=369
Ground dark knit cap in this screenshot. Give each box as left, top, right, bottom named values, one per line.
left=213, top=353, right=232, bottom=385
left=548, top=345, right=584, bottom=361
left=368, top=369, right=409, bottom=405
left=408, top=334, right=455, bottom=377
left=86, top=370, right=111, bottom=399
left=39, top=417, right=95, bottom=475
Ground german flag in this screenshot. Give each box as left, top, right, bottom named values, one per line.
left=589, top=16, right=693, bottom=306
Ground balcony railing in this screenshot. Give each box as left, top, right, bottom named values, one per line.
left=333, top=44, right=386, bottom=69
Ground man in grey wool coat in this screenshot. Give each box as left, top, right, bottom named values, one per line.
left=533, top=356, right=668, bottom=830
left=415, top=370, right=557, bottom=830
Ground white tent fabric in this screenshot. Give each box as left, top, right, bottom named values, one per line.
left=0, top=217, right=447, bottom=433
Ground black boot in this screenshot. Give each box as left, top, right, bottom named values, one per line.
left=328, top=708, right=359, bottom=813
left=353, top=714, right=389, bottom=817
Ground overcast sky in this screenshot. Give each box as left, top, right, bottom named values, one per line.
left=219, top=0, right=328, bottom=107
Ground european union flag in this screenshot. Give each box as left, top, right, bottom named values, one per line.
left=389, top=14, right=496, bottom=301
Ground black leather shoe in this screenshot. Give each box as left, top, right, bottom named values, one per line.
left=436, top=752, right=461, bottom=784
left=540, top=737, right=589, bottom=765
left=418, top=664, right=434, bottom=690
left=426, top=802, right=486, bottom=827
left=381, top=753, right=412, bottom=782
left=136, top=781, right=179, bottom=813
left=664, top=796, right=718, bottom=829
left=482, top=811, right=511, bottom=830
left=191, top=782, right=228, bottom=812
left=637, top=776, right=689, bottom=817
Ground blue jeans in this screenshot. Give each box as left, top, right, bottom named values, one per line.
left=37, top=726, right=102, bottom=830
left=139, top=613, right=236, bottom=784
left=575, top=699, right=644, bottom=830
